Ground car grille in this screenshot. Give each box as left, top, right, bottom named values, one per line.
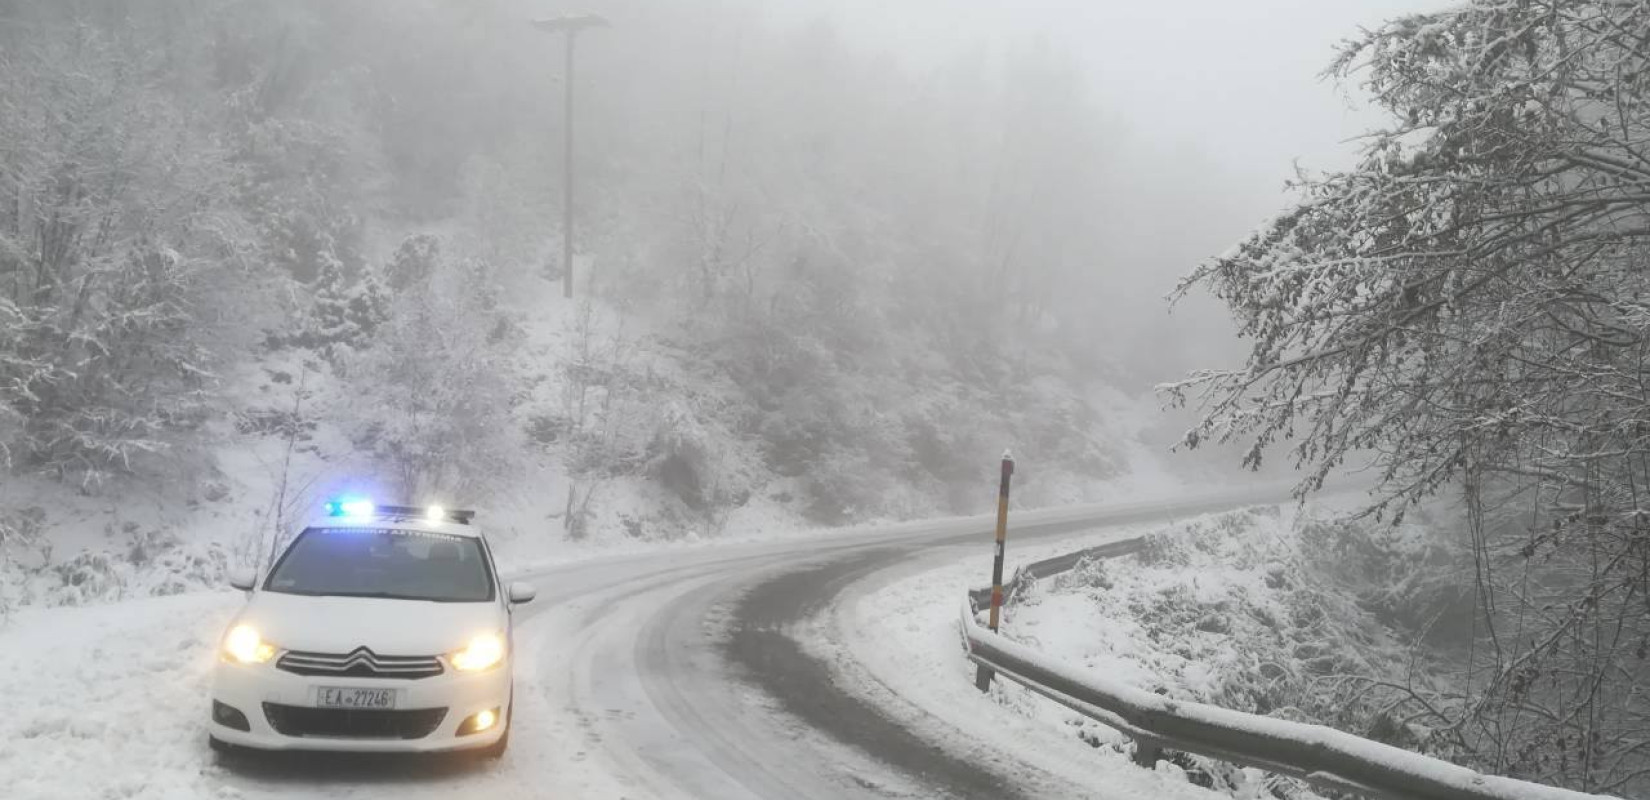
left=262, top=703, right=448, bottom=740
left=277, top=647, right=444, bottom=679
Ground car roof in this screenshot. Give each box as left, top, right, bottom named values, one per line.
left=299, top=515, right=487, bottom=539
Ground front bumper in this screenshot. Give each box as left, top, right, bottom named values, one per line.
left=209, top=657, right=511, bottom=753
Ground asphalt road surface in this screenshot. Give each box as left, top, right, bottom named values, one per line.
left=216, top=484, right=1292, bottom=799
left=507, top=485, right=1290, bottom=799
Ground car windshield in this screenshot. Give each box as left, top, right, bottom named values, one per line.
left=264, top=527, right=495, bottom=602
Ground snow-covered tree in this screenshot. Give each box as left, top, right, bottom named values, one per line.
left=340, top=238, right=520, bottom=504
left=293, top=251, right=387, bottom=358
left=0, top=0, right=1141, bottom=539
left=1170, top=2, right=1650, bottom=792
left=0, top=7, right=246, bottom=480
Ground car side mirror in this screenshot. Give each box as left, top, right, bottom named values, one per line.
left=508, top=582, right=536, bottom=605
left=228, top=567, right=257, bottom=592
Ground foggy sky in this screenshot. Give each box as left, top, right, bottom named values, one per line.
left=523, top=0, right=1449, bottom=380
left=713, top=0, right=1450, bottom=376
left=788, top=0, right=1445, bottom=183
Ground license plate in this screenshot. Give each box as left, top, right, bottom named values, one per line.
left=315, top=687, right=398, bottom=709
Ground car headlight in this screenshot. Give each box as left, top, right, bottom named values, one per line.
left=448, top=632, right=506, bottom=672
left=222, top=624, right=277, bottom=664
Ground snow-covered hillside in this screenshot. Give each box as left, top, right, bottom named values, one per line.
left=0, top=0, right=1192, bottom=613
left=0, top=255, right=1180, bottom=615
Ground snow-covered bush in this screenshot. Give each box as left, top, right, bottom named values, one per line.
left=17, top=247, right=220, bottom=480
left=0, top=506, right=48, bottom=618
left=644, top=399, right=723, bottom=512
left=283, top=252, right=389, bottom=359
left=382, top=234, right=443, bottom=293
left=0, top=23, right=242, bottom=481
left=1295, top=516, right=1469, bottom=640
left=0, top=506, right=45, bottom=556
left=1007, top=508, right=1464, bottom=795
left=337, top=238, right=522, bottom=503
left=122, top=526, right=232, bottom=598
left=551, top=316, right=763, bottom=535
left=1, top=514, right=231, bottom=612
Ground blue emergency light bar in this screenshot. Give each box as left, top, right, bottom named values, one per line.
left=324, top=498, right=475, bottom=525
left=324, top=498, right=375, bottom=518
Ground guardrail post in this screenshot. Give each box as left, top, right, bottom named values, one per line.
left=975, top=450, right=1015, bottom=692
left=1132, top=739, right=1163, bottom=768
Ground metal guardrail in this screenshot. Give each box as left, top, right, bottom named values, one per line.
left=959, top=546, right=1620, bottom=800
left=966, top=536, right=1147, bottom=611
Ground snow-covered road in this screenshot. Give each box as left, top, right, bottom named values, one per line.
left=1, top=486, right=1288, bottom=799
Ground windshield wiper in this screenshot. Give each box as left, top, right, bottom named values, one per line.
left=273, top=589, right=419, bottom=601
left=271, top=588, right=482, bottom=602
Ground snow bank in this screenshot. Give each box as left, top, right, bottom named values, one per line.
left=821, top=501, right=1431, bottom=799
left=962, top=606, right=1614, bottom=800
left=814, top=523, right=1229, bottom=799
left=0, top=578, right=636, bottom=800
left=1004, top=504, right=1458, bottom=754
left=0, top=591, right=240, bottom=799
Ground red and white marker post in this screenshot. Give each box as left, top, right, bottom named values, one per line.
left=975, top=450, right=1014, bottom=691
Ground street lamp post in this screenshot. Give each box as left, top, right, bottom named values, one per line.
left=533, top=13, right=608, bottom=300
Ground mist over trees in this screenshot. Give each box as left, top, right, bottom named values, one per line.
left=1173, top=1, right=1650, bottom=792
left=15, top=0, right=1647, bottom=792
left=0, top=0, right=1154, bottom=532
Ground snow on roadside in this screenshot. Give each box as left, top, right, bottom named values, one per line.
left=502, top=479, right=1267, bottom=581
left=0, top=582, right=632, bottom=800
left=991, top=504, right=1457, bottom=798
left=807, top=524, right=1232, bottom=800
left=984, top=507, right=1334, bottom=799
left=814, top=500, right=1444, bottom=800
left=0, top=591, right=242, bottom=800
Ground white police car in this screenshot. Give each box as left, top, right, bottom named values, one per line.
left=208, top=500, right=534, bottom=757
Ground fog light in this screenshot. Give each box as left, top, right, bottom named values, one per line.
left=212, top=700, right=251, bottom=732
left=458, top=707, right=500, bottom=736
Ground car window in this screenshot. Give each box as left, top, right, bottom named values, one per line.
left=265, top=527, right=496, bottom=602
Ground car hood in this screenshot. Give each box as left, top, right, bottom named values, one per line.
left=238, top=591, right=505, bottom=657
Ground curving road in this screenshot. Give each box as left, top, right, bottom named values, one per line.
left=212, top=485, right=1291, bottom=799
left=497, top=486, right=1290, bottom=799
